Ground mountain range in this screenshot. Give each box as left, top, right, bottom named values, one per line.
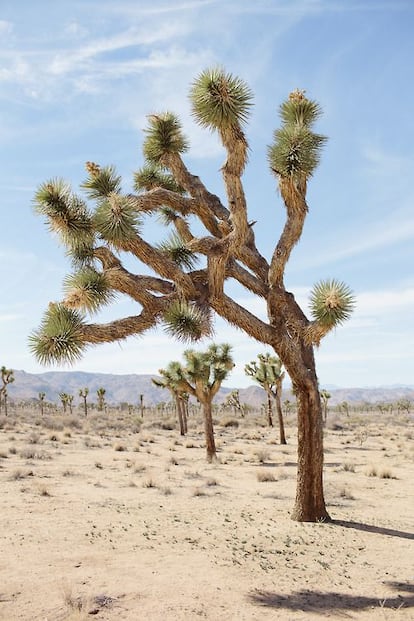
left=5, top=370, right=414, bottom=408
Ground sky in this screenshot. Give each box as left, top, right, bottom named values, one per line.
left=0, top=0, right=413, bottom=389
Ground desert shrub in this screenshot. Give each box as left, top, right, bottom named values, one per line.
left=221, top=417, right=239, bottom=428
left=42, top=417, right=64, bottom=431
left=257, top=470, right=277, bottom=482
left=255, top=449, right=270, bottom=464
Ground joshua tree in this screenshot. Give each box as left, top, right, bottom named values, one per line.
left=245, top=353, right=287, bottom=444
left=38, top=391, right=46, bottom=416
left=320, top=389, right=331, bottom=423
left=79, top=387, right=89, bottom=417
left=59, top=392, right=70, bottom=414
left=29, top=68, right=354, bottom=521
left=152, top=362, right=188, bottom=436
left=139, top=393, right=144, bottom=419
left=96, top=387, right=106, bottom=412
left=161, top=343, right=233, bottom=461
left=223, top=389, right=244, bottom=417
left=0, top=366, right=14, bottom=416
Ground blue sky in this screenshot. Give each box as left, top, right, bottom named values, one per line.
left=1, top=0, right=413, bottom=388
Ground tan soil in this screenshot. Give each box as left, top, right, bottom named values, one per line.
left=0, top=408, right=413, bottom=620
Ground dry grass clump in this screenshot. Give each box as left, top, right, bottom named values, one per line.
left=220, top=417, right=239, bottom=428
left=255, top=448, right=271, bottom=464
left=343, top=462, right=356, bottom=472
left=256, top=470, right=277, bottom=483
left=142, top=477, right=158, bottom=488
left=9, top=468, right=34, bottom=481
left=113, top=442, right=127, bottom=452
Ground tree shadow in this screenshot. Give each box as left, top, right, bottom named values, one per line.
left=248, top=581, right=414, bottom=615
left=333, top=519, right=414, bottom=540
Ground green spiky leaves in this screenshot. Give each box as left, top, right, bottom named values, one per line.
left=29, top=303, right=86, bottom=366
left=143, top=113, right=189, bottom=164
left=93, top=195, right=142, bottom=246
left=33, top=179, right=94, bottom=250
left=157, top=233, right=198, bottom=270
left=63, top=268, right=115, bottom=314
left=133, top=163, right=185, bottom=194
left=310, top=279, right=355, bottom=329
left=190, top=67, right=253, bottom=131
left=269, top=125, right=326, bottom=178
left=163, top=300, right=212, bottom=343
left=268, top=90, right=327, bottom=180
left=81, top=163, right=122, bottom=200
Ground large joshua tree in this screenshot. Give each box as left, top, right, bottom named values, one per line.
left=30, top=67, right=354, bottom=521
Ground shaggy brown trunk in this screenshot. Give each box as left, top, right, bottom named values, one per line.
left=182, top=399, right=188, bottom=434
left=274, top=393, right=287, bottom=445
left=175, top=396, right=185, bottom=436
left=290, top=371, right=330, bottom=522
left=266, top=392, right=273, bottom=427
left=202, top=399, right=217, bottom=462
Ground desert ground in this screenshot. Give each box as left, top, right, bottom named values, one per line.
left=0, top=405, right=413, bottom=621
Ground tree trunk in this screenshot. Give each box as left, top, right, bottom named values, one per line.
left=175, top=396, right=185, bottom=436
left=202, top=399, right=217, bottom=462
left=266, top=392, right=273, bottom=427
left=291, top=377, right=330, bottom=522
left=274, top=392, right=287, bottom=445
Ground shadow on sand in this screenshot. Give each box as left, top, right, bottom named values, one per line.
left=248, top=581, right=414, bottom=615
left=332, top=519, right=414, bottom=541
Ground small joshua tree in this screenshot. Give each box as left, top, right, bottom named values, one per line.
left=320, top=389, right=331, bottom=423
left=0, top=366, right=14, bottom=416
left=29, top=67, right=354, bottom=521
left=59, top=392, right=69, bottom=414
left=96, top=387, right=106, bottom=412
left=79, top=387, right=89, bottom=417
left=38, top=391, right=46, bottom=416
left=152, top=362, right=188, bottom=436
left=245, top=353, right=287, bottom=444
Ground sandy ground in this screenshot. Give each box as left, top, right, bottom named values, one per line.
left=0, top=407, right=413, bottom=621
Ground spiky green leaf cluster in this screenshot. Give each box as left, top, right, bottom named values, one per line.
left=279, top=96, right=322, bottom=127
left=143, top=113, right=189, bottom=164
left=163, top=300, right=211, bottom=343
left=158, top=207, right=178, bottom=226
left=268, top=91, right=327, bottom=180
left=81, top=164, right=122, bottom=200
left=183, top=343, right=233, bottom=386
left=190, top=67, right=253, bottom=131
left=157, top=233, right=198, bottom=270
left=29, top=304, right=86, bottom=366
left=33, top=179, right=93, bottom=248
left=93, top=195, right=142, bottom=245
left=133, top=163, right=185, bottom=194
left=310, top=279, right=355, bottom=328
left=269, top=125, right=326, bottom=178
left=63, top=268, right=115, bottom=314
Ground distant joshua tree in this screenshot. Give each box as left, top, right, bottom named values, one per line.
left=223, top=389, right=244, bottom=417
left=0, top=366, right=14, bottom=416
left=245, top=353, right=286, bottom=444
left=38, top=391, right=46, bottom=416
left=59, top=392, right=70, bottom=414
left=96, top=387, right=106, bottom=412
left=152, top=362, right=188, bottom=436
left=79, top=387, right=89, bottom=417
left=320, top=389, right=331, bottom=423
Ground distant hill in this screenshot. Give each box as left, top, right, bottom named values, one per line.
left=5, top=370, right=414, bottom=408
